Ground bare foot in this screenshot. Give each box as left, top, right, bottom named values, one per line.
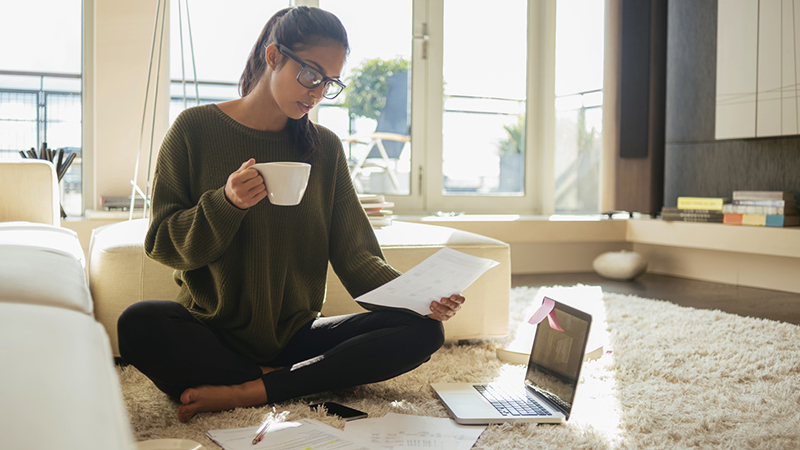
left=178, top=379, right=268, bottom=423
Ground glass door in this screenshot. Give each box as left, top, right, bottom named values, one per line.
left=425, top=0, right=532, bottom=214
left=318, top=0, right=417, bottom=204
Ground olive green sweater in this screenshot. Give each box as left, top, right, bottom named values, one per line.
left=144, top=104, right=401, bottom=363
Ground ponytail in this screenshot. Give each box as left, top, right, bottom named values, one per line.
left=239, top=6, right=349, bottom=160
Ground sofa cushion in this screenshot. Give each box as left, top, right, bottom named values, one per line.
left=0, top=222, right=86, bottom=267
left=0, top=222, right=92, bottom=315
left=0, top=302, right=135, bottom=450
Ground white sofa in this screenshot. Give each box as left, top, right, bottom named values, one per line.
left=89, top=219, right=512, bottom=357
left=0, top=160, right=135, bottom=450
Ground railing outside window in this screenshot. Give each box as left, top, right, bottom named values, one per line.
left=0, top=70, right=83, bottom=216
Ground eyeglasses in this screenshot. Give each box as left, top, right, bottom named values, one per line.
left=273, top=43, right=346, bottom=100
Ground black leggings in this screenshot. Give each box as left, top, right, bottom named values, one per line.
left=117, top=301, right=445, bottom=403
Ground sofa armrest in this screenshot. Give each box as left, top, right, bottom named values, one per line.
left=0, top=160, right=60, bottom=226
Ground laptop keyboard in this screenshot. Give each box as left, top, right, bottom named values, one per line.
left=474, top=384, right=552, bottom=417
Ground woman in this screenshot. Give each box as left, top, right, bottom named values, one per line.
left=117, top=6, right=465, bottom=423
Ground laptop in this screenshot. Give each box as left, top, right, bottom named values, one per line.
left=431, top=298, right=592, bottom=424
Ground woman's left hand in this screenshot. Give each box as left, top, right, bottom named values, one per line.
left=427, top=294, right=466, bottom=322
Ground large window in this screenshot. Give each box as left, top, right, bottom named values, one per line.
left=163, top=0, right=606, bottom=216
left=319, top=0, right=413, bottom=196
left=0, top=0, right=604, bottom=217
left=0, top=0, right=83, bottom=217
left=313, top=0, right=605, bottom=214
left=441, top=0, right=527, bottom=197
left=554, top=0, right=604, bottom=213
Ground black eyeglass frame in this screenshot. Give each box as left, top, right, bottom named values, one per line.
left=271, top=43, right=347, bottom=99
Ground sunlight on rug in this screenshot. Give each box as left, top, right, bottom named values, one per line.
left=118, top=286, right=800, bottom=449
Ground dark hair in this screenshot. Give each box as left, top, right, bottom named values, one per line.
left=239, top=6, right=349, bottom=160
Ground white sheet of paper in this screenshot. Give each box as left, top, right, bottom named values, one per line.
left=206, top=418, right=382, bottom=450
left=354, top=248, right=499, bottom=316
left=343, top=413, right=485, bottom=450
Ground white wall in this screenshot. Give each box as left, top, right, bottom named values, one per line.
left=91, top=0, right=171, bottom=210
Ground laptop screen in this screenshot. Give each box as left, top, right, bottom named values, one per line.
left=524, top=299, right=592, bottom=419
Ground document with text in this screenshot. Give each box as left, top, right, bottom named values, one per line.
left=206, top=418, right=382, bottom=450
left=355, top=248, right=499, bottom=316
left=344, top=413, right=485, bottom=450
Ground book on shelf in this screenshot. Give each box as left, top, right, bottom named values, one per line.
left=732, top=199, right=795, bottom=207
left=660, top=206, right=724, bottom=222
left=358, top=194, right=395, bottom=228
left=723, top=203, right=797, bottom=215
left=732, top=190, right=796, bottom=201
left=676, top=196, right=729, bottom=210
left=662, top=215, right=724, bottom=223
left=723, top=213, right=800, bottom=227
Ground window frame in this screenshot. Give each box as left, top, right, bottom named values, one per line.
left=313, top=0, right=558, bottom=215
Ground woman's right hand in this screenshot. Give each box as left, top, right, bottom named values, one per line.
left=224, top=159, right=267, bottom=209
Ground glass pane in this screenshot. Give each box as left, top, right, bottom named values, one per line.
left=0, top=0, right=83, bottom=217
left=318, top=0, right=413, bottom=196
left=442, top=0, right=527, bottom=196
left=0, top=92, right=38, bottom=153
left=554, top=0, right=604, bottom=213
left=169, top=0, right=289, bottom=120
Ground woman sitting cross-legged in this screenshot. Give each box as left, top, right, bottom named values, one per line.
left=116, top=5, right=464, bottom=423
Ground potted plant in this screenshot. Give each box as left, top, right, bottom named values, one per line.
left=341, top=57, right=409, bottom=121
left=497, top=115, right=525, bottom=192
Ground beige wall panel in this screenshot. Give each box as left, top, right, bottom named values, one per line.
left=510, top=242, right=631, bottom=274
left=715, top=0, right=758, bottom=139
left=634, top=243, right=739, bottom=285
left=737, top=253, right=800, bottom=294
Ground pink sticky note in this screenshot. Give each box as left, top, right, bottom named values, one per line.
left=527, top=297, right=563, bottom=331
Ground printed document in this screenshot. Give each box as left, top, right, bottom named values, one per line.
left=355, top=248, right=499, bottom=316
left=343, top=413, right=485, bottom=450
left=206, top=418, right=382, bottom=450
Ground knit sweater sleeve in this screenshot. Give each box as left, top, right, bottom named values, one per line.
left=144, top=112, right=248, bottom=271
left=326, top=134, right=402, bottom=304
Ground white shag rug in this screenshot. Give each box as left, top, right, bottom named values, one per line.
left=118, top=286, right=800, bottom=449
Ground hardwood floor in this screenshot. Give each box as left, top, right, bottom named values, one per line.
left=512, top=272, right=800, bottom=325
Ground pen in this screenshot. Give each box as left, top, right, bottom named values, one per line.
left=252, top=419, right=270, bottom=445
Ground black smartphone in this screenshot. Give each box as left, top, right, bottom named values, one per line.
left=309, top=402, right=368, bottom=421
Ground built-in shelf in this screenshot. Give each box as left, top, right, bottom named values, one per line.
left=627, top=219, right=800, bottom=259
left=396, top=215, right=629, bottom=244
left=83, top=209, right=145, bottom=220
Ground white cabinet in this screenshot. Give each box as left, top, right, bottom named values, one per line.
left=716, top=0, right=800, bottom=139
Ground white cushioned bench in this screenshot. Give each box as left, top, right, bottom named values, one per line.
left=0, top=303, right=135, bottom=450
left=0, top=161, right=135, bottom=450
left=89, top=219, right=511, bottom=357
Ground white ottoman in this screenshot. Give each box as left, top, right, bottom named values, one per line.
left=323, top=221, right=511, bottom=341
left=89, top=219, right=510, bottom=356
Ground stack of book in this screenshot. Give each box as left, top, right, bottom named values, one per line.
left=723, top=191, right=799, bottom=227
left=660, top=197, right=728, bottom=222
left=358, top=194, right=395, bottom=228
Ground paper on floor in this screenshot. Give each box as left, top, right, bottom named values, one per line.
left=207, top=418, right=382, bottom=450
left=343, top=413, right=485, bottom=450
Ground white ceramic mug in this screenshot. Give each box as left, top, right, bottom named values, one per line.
left=250, top=162, right=311, bottom=206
